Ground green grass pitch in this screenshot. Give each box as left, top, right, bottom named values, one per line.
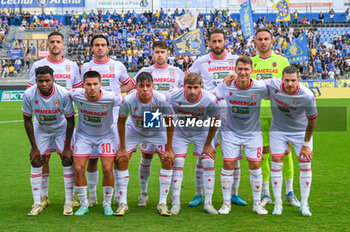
left=0, top=99, right=349, bottom=232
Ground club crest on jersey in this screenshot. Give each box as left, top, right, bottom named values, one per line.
left=293, top=98, right=299, bottom=105
left=65, top=65, right=71, bottom=72
left=198, top=104, right=205, bottom=111
left=208, top=61, right=211, bottom=65
left=110, top=65, right=115, bottom=72
left=254, top=63, right=257, bottom=67
left=54, top=99, right=60, bottom=107
left=272, top=62, right=277, bottom=68
left=102, top=104, right=108, bottom=109
left=152, top=104, right=158, bottom=111
left=141, top=143, right=147, bottom=149
left=228, top=59, right=234, bottom=66
left=251, top=92, right=257, bottom=100
left=169, top=70, right=175, bottom=76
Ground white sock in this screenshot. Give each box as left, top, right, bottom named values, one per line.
left=76, top=186, right=88, bottom=207
left=250, top=168, right=263, bottom=205
left=231, top=160, right=241, bottom=196
left=221, top=168, right=234, bottom=203
left=41, top=173, right=49, bottom=198
left=102, top=186, right=114, bottom=207
left=139, top=157, right=152, bottom=195
left=271, top=162, right=283, bottom=204
left=30, top=166, right=42, bottom=205
left=159, top=169, right=172, bottom=205
left=86, top=170, right=99, bottom=199
left=202, top=158, right=215, bottom=205
left=117, top=170, right=129, bottom=205
left=63, top=166, right=74, bottom=204
left=262, top=181, right=270, bottom=196
left=285, top=178, right=293, bottom=194
left=171, top=157, right=185, bottom=204
left=113, top=169, right=119, bottom=201
left=195, top=157, right=204, bottom=195
left=299, top=162, right=312, bottom=206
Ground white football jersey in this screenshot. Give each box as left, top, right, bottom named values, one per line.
left=266, top=77, right=318, bottom=133
left=27, top=57, right=82, bottom=89
left=187, top=52, right=239, bottom=92
left=215, top=79, right=269, bottom=137
left=119, top=91, right=173, bottom=137
left=22, top=83, right=75, bottom=132
left=81, top=57, right=134, bottom=94
left=134, top=64, right=184, bottom=93
left=166, top=88, right=220, bottom=137
left=68, top=88, right=123, bottom=137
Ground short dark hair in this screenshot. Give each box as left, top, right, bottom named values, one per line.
left=208, top=29, right=225, bottom=41
left=236, top=56, right=253, bottom=67
left=152, top=40, right=168, bottom=50
left=91, top=35, right=109, bottom=46
left=283, top=65, right=299, bottom=78
left=35, top=66, right=54, bottom=79
left=136, top=72, right=153, bottom=84
left=48, top=31, right=64, bottom=40
left=256, top=28, right=272, bottom=39
left=83, top=70, right=101, bottom=82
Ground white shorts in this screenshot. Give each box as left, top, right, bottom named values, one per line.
left=73, top=132, right=116, bottom=159
left=125, top=125, right=167, bottom=156
left=173, top=130, right=214, bottom=159
left=270, top=131, right=313, bottom=162
left=221, top=131, right=263, bottom=162
left=89, top=123, right=120, bottom=159
left=34, top=127, right=66, bottom=156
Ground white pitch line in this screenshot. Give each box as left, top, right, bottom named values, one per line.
left=0, top=120, right=23, bottom=123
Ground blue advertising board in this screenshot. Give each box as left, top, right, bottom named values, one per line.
left=0, top=0, right=85, bottom=8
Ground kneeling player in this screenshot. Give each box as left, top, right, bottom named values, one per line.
left=215, top=56, right=269, bottom=215
left=23, top=66, right=75, bottom=216
left=115, top=72, right=175, bottom=216
left=168, top=73, right=220, bottom=215
left=266, top=66, right=317, bottom=216
left=69, top=71, right=123, bottom=216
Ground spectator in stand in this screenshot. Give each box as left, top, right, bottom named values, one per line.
left=14, top=57, right=21, bottom=73
left=319, top=12, right=324, bottom=23
left=293, top=10, right=299, bottom=24
left=2, top=64, right=9, bottom=78
left=346, top=8, right=350, bottom=23
left=329, top=9, right=335, bottom=22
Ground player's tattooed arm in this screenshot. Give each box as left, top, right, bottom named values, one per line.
left=299, top=117, right=317, bottom=161
left=121, top=81, right=136, bottom=93
left=201, top=118, right=219, bottom=160
left=163, top=116, right=175, bottom=166
left=61, top=116, right=75, bottom=165
left=23, top=115, right=42, bottom=164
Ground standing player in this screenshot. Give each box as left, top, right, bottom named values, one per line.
left=23, top=66, right=75, bottom=216
left=215, top=56, right=269, bottom=215
left=134, top=40, right=184, bottom=207
left=115, top=72, right=175, bottom=216
left=68, top=71, right=123, bottom=216
left=251, top=28, right=299, bottom=206
left=187, top=29, right=246, bottom=207
left=265, top=66, right=317, bottom=216
left=27, top=31, right=81, bottom=208
left=168, top=73, right=220, bottom=215
left=80, top=35, right=135, bottom=207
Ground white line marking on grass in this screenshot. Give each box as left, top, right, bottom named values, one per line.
left=0, top=120, right=23, bottom=123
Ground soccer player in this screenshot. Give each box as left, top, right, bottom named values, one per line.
left=27, top=31, right=81, bottom=208
left=265, top=66, right=317, bottom=216
left=133, top=40, right=184, bottom=207
left=23, top=66, right=75, bottom=216
left=187, top=29, right=246, bottom=207
left=168, top=73, right=220, bottom=215
left=215, top=56, right=269, bottom=215
left=115, top=72, right=174, bottom=216
left=68, top=70, right=123, bottom=216
left=80, top=35, right=135, bottom=207
left=251, top=28, right=299, bottom=207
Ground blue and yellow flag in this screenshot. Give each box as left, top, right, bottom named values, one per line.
left=272, top=0, right=291, bottom=22
left=240, top=0, right=254, bottom=38
left=174, top=28, right=206, bottom=57
left=284, top=32, right=309, bottom=64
